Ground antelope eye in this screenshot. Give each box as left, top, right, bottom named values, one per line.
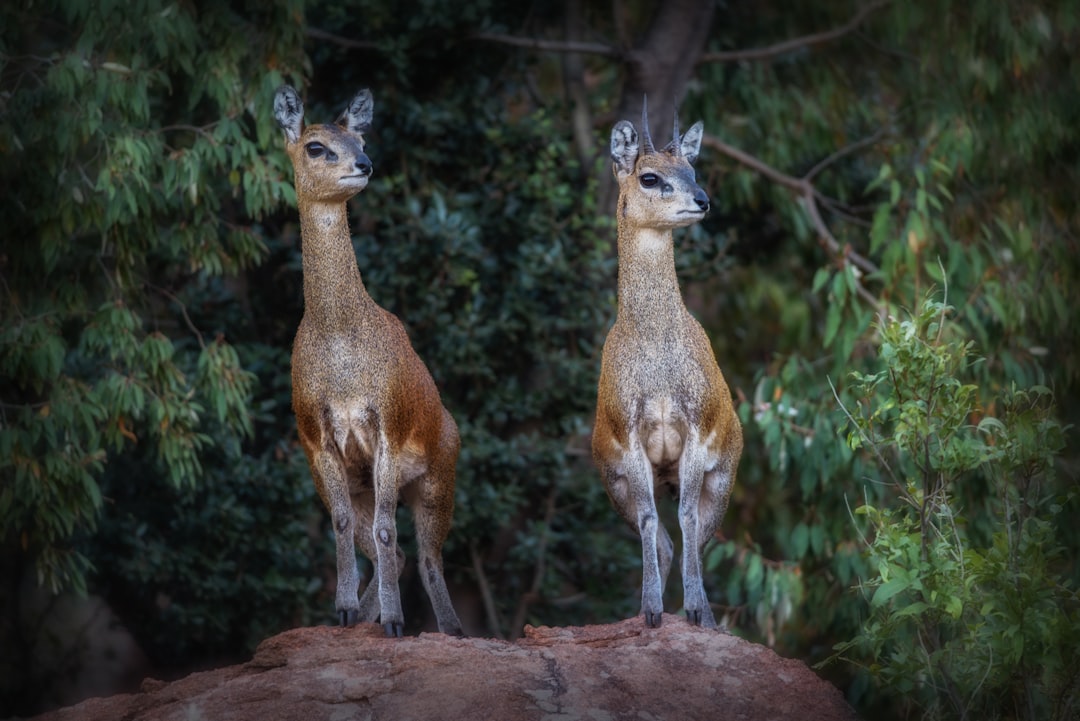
left=640, top=173, right=660, bottom=188
left=305, top=142, right=326, bottom=158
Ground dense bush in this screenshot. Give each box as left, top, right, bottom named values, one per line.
left=829, top=297, right=1077, bottom=720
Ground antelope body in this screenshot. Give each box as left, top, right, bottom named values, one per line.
left=592, top=102, right=743, bottom=628
left=273, top=85, right=463, bottom=637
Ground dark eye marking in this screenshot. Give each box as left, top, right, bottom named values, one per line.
left=640, top=172, right=660, bottom=188
left=306, top=142, right=326, bottom=158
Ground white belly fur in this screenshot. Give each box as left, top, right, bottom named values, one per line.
left=329, top=400, right=376, bottom=459
left=642, top=396, right=684, bottom=467
left=328, top=400, right=429, bottom=483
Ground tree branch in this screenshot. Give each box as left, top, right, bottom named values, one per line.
left=341, top=1, right=889, bottom=66
left=704, top=134, right=805, bottom=193
left=469, top=540, right=506, bottom=640
left=470, top=32, right=620, bottom=58
left=305, top=27, right=379, bottom=51
left=804, top=128, right=887, bottom=182
left=698, top=0, right=892, bottom=64
left=508, top=488, right=558, bottom=640
left=150, top=284, right=206, bottom=349
left=702, top=132, right=883, bottom=296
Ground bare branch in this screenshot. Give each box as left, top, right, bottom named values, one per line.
left=305, top=27, right=379, bottom=51
left=703, top=133, right=804, bottom=192
left=830, top=376, right=901, bottom=488
left=804, top=128, right=887, bottom=182
left=469, top=540, right=506, bottom=640
left=150, top=284, right=206, bottom=349
left=702, top=132, right=883, bottom=288
left=508, top=489, right=558, bottom=640
left=471, top=31, right=620, bottom=58
left=698, top=0, right=891, bottom=64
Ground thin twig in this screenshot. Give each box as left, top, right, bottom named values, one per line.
left=470, top=2, right=891, bottom=64
left=470, top=32, right=620, bottom=57
left=150, top=285, right=206, bottom=349
left=816, top=194, right=873, bottom=228
left=843, top=492, right=873, bottom=549
left=156, top=124, right=217, bottom=139
left=804, top=128, right=888, bottom=182
left=509, top=489, right=558, bottom=639
left=469, top=540, right=506, bottom=640
left=828, top=375, right=901, bottom=488
left=305, top=27, right=379, bottom=51
left=698, top=0, right=892, bottom=64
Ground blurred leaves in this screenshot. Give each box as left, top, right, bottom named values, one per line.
left=0, top=0, right=304, bottom=596
left=827, top=300, right=1077, bottom=721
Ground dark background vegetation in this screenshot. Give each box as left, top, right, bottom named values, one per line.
left=2, top=1, right=1078, bottom=719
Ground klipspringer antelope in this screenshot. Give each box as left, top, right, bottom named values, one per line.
left=274, top=85, right=463, bottom=637
left=592, top=99, right=743, bottom=629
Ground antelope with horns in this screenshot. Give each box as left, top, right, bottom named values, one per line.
left=273, top=85, right=463, bottom=637
left=592, top=99, right=743, bottom=628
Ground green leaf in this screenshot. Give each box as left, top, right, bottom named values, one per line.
left=893, top=601, right=929, bottom=618
left=823, top=303, right=842, bottom=348
left=871, top=577, right=909, bottom=608
left=812, top=267, right=831, bottom=294
left=791, top=522, right=810, bottom=558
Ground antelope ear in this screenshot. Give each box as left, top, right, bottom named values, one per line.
left=338, top=89, right=373, bottom=136
left=680, top=121, right=704, bottom=165
left=273, top=85, right=304, bottom=145
left=610, top=120, right=639, bottom=179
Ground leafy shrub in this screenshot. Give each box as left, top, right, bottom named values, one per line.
left=827, top=297, right=1079, bottom=721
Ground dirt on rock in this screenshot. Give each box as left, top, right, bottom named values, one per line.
left=29, top=615, right=858, bottom=721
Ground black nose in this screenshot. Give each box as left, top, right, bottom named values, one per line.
left=694, top=188, right=710, bottom=212
left=355, top=154, right=373, bottom=176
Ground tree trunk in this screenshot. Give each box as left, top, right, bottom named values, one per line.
left=600, top=0, right=717, bottom=210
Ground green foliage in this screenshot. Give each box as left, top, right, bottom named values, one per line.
left=0, top=0, right=307, bottom=594
left=828, top=298, right=1078, bottom=721
left=91, top=434, right=323, bottom=666
left=0, top=0, right=315, bottom=711
left=684, top=4, right=1078, bottom=716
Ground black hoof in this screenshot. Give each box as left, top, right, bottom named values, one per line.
left=339, top=609, right=360, bottom=627
left=645, top=611, right=662, bottom=628
left=383, top=622, right=404, bottom=638
left=686, top=609, right=702, bottom=626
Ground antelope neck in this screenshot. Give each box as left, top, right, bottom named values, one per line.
left=616, top=225, right=685, bottom=325
left=299, top=201, right=374, bottom=325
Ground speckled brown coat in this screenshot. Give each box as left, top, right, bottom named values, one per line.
left=592, top=103, right=743, bottom=629
left=273, top=85, right=462, bottom=637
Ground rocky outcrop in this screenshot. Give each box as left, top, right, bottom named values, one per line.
left=31, top=615, right=858, bottom=721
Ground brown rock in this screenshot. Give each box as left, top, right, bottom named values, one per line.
left=29, top=615, right=858, bottom=721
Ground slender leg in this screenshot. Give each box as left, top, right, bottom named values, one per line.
left=690, top=457, right=737, bottom=629
left=372, top=433, right=404, bottom=637
left=679, top=431, right=715, bottom=628
left=314, top=451, right=361, bottom=627
left=657, top=521, right=674, bottom=595
left=407, top=480, right=463, bottom=636
left=625, top=435, right=663, bottom=628
left=352, top=490, right=405, bottom=624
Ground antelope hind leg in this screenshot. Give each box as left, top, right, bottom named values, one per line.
left=407, top=484, right=463, bottom=637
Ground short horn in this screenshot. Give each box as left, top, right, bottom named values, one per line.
left=640, top=95, right=656, bottom=154
left=672, top=106, right=681, bottom=156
